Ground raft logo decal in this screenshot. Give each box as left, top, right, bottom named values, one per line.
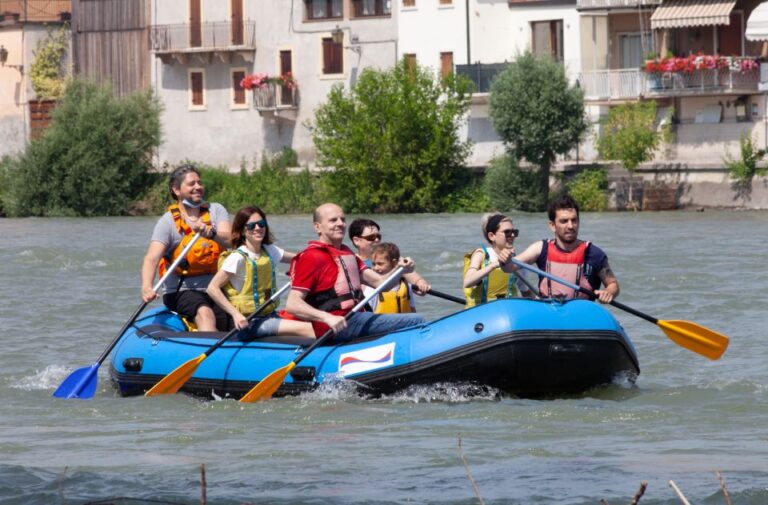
left=338, top=343, right=396, bottom=377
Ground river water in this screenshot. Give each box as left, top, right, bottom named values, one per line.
left=1, top=211, right=766, bottom=505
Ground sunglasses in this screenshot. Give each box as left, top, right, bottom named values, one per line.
left=245, top=219, right=267, bottom=231
left=358, top=233, right=382, bottom=242
left=502, top=229, right=520, bottom=238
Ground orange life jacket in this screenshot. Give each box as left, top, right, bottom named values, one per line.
left=539, top=239, right=592, bottom=300
left=158, top=203, right=222, bottom=278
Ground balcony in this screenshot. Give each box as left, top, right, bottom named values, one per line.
left=456, top=63, right=508, bottom=94
left=577, top=0, right=659, bottom=9
left=253, top=83, right=299, bottom=115
left=151, top=21, right=256, bottom=65
left=578, top=66, right=762, bottom=101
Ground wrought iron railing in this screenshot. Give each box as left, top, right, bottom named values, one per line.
left=253, top=82, right=298, bottom=111
left=150, top=21, right=256, bottom=52
left=577, top=0, right=659, bottom=9
left=455, top=63, right=508, bottom=93
left=578, top=66, right=761, bottom=100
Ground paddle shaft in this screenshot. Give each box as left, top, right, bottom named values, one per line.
left=288, top=266, right=406, bottom=369
left=427, top=289, right=465, bottom=305
left=508, top=257, right=656, bottom=323
left=204, top=282, right=291, bottom=356
left=96, top=233, right=203, bottom=364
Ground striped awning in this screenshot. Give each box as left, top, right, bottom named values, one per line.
left=650, top=0, right=737, bottom=29
left=747, top=2, right=768, bottom=40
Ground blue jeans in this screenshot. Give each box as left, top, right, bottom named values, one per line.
left=334, top=312, right=425, bottom=342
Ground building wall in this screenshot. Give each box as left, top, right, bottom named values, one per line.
left=0, top=29, right=26, bottom=155
left=399, top=0, right=468, bottom=70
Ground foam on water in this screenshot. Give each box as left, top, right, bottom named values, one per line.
left=9, top=364, right=72, bottom=391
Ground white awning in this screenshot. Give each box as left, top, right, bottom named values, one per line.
left=650, top=0, right=737, bottom=29
left=747, top=2, right=768, bottom=40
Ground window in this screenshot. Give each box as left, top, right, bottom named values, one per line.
left=322, top=37, right=343, bottom=74
left=352, top=0, right=391, bottom=17
left=402, top=0, right=415, bottom=6
left=438, top=0, right=452, bottom=5
left=306, top=0, right=343, bottom=20
left=231, top=69, right=247, bottom=108
left=440, top=52, right=453, bottom=78
left=531, top=20, right=563, bottom=63
left=618, top=33, right=644, bottom=70
left=188, top=69, right=206, bottom=109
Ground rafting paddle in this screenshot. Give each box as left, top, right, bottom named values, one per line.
left=52, top=234, right=202, bottom=399
left=427, top=289, right=465, bottom=305
left=145, top=282, right=292, bottom=396
left=508, top=257, right=729, bottom=360
left=238, top=266, right=406, bottom=403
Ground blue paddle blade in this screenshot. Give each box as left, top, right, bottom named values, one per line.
left=52, top=364, right=99, bottom=399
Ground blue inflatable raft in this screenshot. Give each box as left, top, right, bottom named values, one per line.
left=109, top=299, right=640, bottom=399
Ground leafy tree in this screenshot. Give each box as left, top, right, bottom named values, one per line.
left=0, top=79, right=162, bottom=216
left=484, top=154, right=546, bottom=212
left=596, top=101, right=671, bottom=207
left=310, top=59, right=474, bottom=213
left=30, top=24, right=69, bottom=100
left=489, top=52, right=588, bottom=210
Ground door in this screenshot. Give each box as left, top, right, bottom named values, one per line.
left=231, top=0, right=243, bottom=45
left=280, top=50, right=293, bottom=105
left=718, top=12, right=744, bottom=56
left=190, top=0, right=202, bottom=47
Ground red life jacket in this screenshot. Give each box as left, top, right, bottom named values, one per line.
left=282, top=241, right=364, bottom=336
left=539, top=239, right=592, bottom=300
left=158, top=203, right=222, bottom=278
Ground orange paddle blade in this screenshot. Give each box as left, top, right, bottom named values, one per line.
left=239, top=362, right=296, bottom=403
left=658, top=320, right=729, bottom=360
left=145, top=354, right=207, bottom=396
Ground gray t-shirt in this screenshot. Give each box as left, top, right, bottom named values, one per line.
left=150, top=202, right=230, bottom=294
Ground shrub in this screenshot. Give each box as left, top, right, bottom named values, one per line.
left=483, top=154, right=547, bottom=212
left=566, top=167, right=608, bottom=212
left=723, top=133, right=767, bottom=183
left=30, top=24, right=69, bottom=100
left=310, top=58, right=474, bottom=213
left=1, top=79, right=162, bottom=216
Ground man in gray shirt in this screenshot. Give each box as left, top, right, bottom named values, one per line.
left=140, top=164, right=232, bottom=331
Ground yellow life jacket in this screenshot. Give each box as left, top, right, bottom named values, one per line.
left=218, top=247, right=277, bottom=316
left=374, top=278, right=413, bottom=314
left=159, top=203, right=222, bottom=278
left=463, top=245, right=517, bottom=308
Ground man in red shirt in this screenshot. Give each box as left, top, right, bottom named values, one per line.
left=284, top=203, right=425, bottom=340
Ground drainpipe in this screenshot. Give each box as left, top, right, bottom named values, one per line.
left=465, top=0, right=471, bottom=64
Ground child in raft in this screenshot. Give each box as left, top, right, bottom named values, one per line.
left=207, top=205, right=314, bottom=337
left=364, top=242, right=417, bottom=314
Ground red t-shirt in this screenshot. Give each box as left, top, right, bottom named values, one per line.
left=287, top=241, right=367, bottom=336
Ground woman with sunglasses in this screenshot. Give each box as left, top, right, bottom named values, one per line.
left=462, top=213, right=532, bottom=308
left=207, top=206, right=314, bottom=338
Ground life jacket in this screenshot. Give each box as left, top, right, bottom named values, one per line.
left=463, top=245, right=517, bottom=308
left=218, top=246, right=277, bottom=316
left=539, top=239, right=592, bottom=300
left=299, top=242, right=364, bottom=314
left=374, top=278, right=413, bottom=314
left=158, top=203, right=222, bottom=278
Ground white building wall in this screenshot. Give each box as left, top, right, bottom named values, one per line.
left=398, top=0, right=467, bottom=71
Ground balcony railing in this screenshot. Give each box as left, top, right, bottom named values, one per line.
left=577, top=0, right=659, bottom=9
left=151, top=21, right=256, bottom=52
left=253, top=83, right=298, bottom=112
left=456, top=63, right=508, bottom=93
left=578, top=66, right=761, bottom=100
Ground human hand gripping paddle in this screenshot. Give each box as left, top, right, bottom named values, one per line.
left=238, top=266, right=406, bottom=403
left=508, top=257, right=729, bottom=360
left=144, top=282, right=292, bottom=396
left=53, top=234, right=203, bottom=399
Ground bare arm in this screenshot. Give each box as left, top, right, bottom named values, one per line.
left=280, top=251, right=296, bottom=263
left=502, top=241, right=543, bottom=274
left=403, top=270, right=431, bottom=295
left=594, top=262, right=620, bottom=304
left=206, top=269, right=248, bottom=329
left=463, top=249, right=495, bottom=289
left=362, top=258, right=414, bottom=288
left=141, top=241, right=167, bottom=302
left=285, top=289, right=347, bottom=334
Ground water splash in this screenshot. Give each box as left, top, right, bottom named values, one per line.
left=10, top=365, right=73, bottom=390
